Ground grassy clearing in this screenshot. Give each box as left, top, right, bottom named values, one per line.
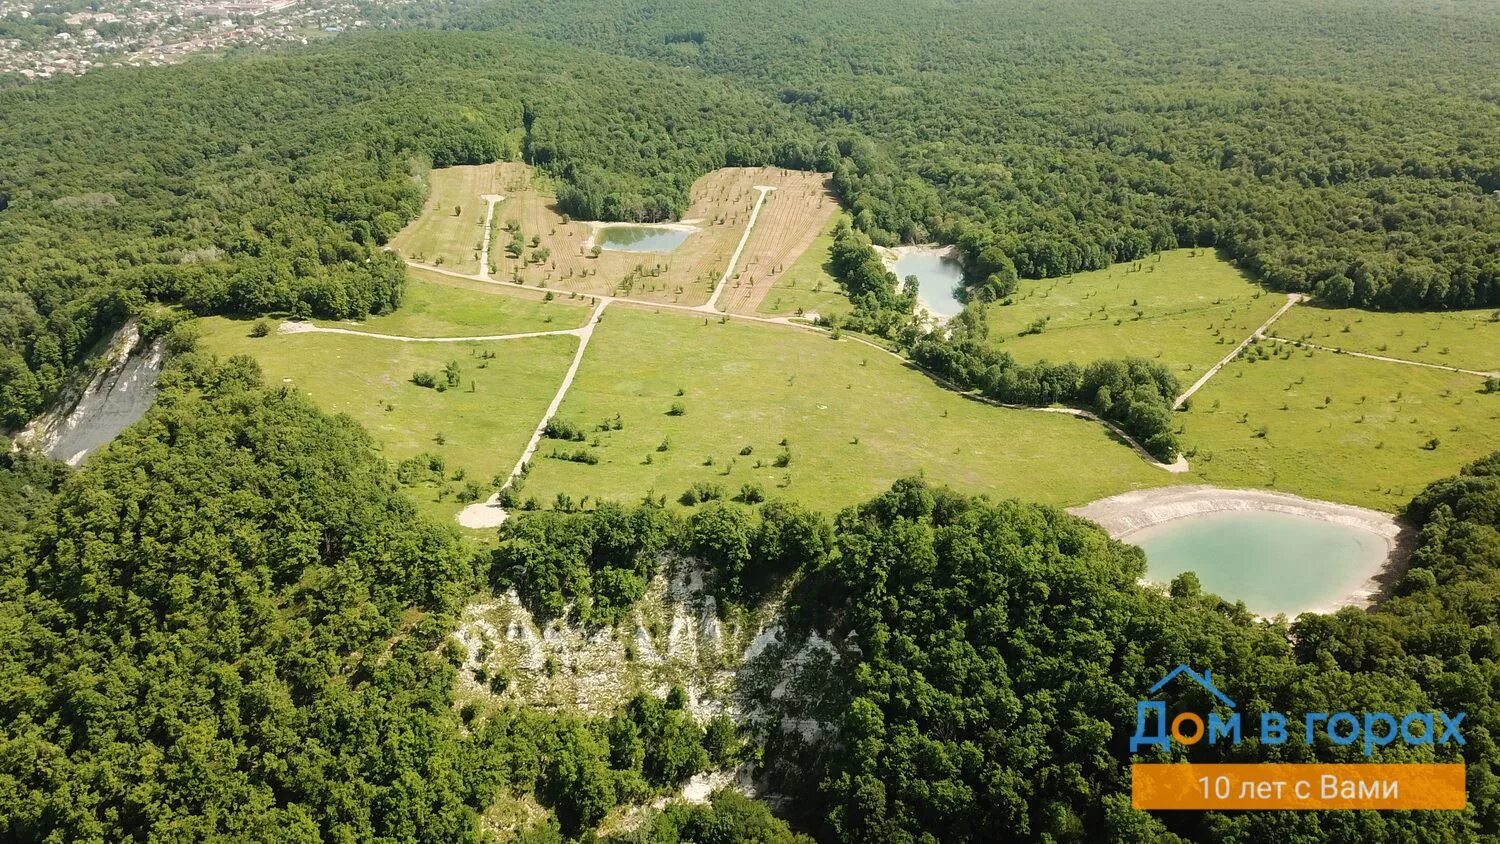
left=393, top=163, right=838, bottom=311
left=755, top=217, right=853, bottom=318
left=984, top=249, right=1284, bottom=377
left=388, top=165, right=501, bottom=273
left=515, top=307, right=1175, bottom=513
left=1267, top=305, right=1500, bottom=373
left=312, top=267, right=593, bottom=337
left=1179, top=341, right=1500, bottom=511
left=428, top=162, right=756, bottom=305
left=195, top=316, right=575, bottom=524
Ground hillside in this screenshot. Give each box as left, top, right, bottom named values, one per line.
left=3, top=2, right=1500, bottom=842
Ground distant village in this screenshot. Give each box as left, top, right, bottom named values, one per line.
left=1, top=0, right=386, bottom=80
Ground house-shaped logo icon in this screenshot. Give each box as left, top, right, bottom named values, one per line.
left=1147, top=664, right=1236, bottom=709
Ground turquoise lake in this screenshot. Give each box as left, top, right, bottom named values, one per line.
left=891, top=252, right=966, bottom=317
left=1130, top=511, right=1389, bottom=617
left=597, top=225, right=693, bottom=252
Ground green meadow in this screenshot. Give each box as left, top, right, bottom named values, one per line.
left=387, top=165, right=499, bottom=273
left=193, top=250, right=1500, bottom=523
left=756, top=219, right=853, bottom=318
left=195, top=315, right=576, bottom=524
left=984, top=249, right=1285, bottom=376
left=311, top=268, right=592, bottom=338
left=1268, top=304, right=1500, bottom=374
left=516, top=306, right=1175, bottom=512
left=1180, top=341, right=1500, bottom=511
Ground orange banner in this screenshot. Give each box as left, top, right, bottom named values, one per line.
left=1133, top=763, right=1465, bottom=810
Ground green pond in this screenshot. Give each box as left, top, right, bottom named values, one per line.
left=892, top=252, right=966, bottom=317
left=1130, top=511, right=1389, bottom=617
left=597, top=225, right=692, bottom=252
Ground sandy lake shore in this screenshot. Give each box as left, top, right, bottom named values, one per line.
left=1069, top=485, right=1415, bottom=616
left=876, top=243, right=963, bottom=323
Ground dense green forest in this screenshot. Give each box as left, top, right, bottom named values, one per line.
left=0, top=32, right=820, bottom=429
left=5, top=1, right=1500, bottom=840
left=417, top=0, right=1500, bottom=310
left=762, top=472, right=1498, bottom=842
left=4, top=349, right=1498, bottom=839
left=0, top=351, right=808, bottom=842
left=9, top=0, right=1500, bottom=432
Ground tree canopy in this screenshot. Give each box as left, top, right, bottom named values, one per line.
left=424, top=0, right=1500, bottom=311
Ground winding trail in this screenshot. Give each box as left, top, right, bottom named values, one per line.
left=1174, top=293, right=1303, bottom=409
left=1260, top=335, right=1500, bottom=379
left=457, top=297, right=609, bottom=529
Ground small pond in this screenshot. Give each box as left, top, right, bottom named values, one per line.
left=1130, top=511, right=1390, bottom=617
left=596, top=225, right=693, bottom=253
left=891, top=252, right=966, bottom=318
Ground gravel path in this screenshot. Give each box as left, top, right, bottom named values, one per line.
left=1175, top=293, right=1303, bottom=409
left=457, top=297, right=609, bottom=529
left=477, top=194, right=504, bottom=278
left=1260, top=335, right=1500, bottom=379
left=279, top=320, right=582, bottom=343
left=701, top=185, right=775, bottom=313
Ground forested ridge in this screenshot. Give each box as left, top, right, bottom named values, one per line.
left=10, top=0, right=1500, bottom=437
left=4, top=2, right=1500, bottom=840
left=422, top=0, right=1500, bottom=311
left=5, top=353, right=1499, bottom=840
left=0, top=350, right=810, bottom=842
left=0, top=31, right=822, bottom=430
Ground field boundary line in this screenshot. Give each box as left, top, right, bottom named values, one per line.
left=279, top=321, right=583, bottom=343
left=1174, top=293, right=1302, bottom=409
left=1260, top=336, right=1500, bottom=378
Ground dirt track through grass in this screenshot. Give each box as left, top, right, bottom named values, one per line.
left=703, top=185, right=774, bottom=312
left=1175, top=293, right=1303, bottom=408
left=1261, top=336, right=1499, bottom=379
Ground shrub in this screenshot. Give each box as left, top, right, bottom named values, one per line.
left=544, top=417, right=588, bottom=441
left=549, top=448, right=600, bottom=465
left=680, top=481, right=725, bottom=505
left=667, top=401, right=687, bottom=416
left=412, top=371, right=438, bottom=388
